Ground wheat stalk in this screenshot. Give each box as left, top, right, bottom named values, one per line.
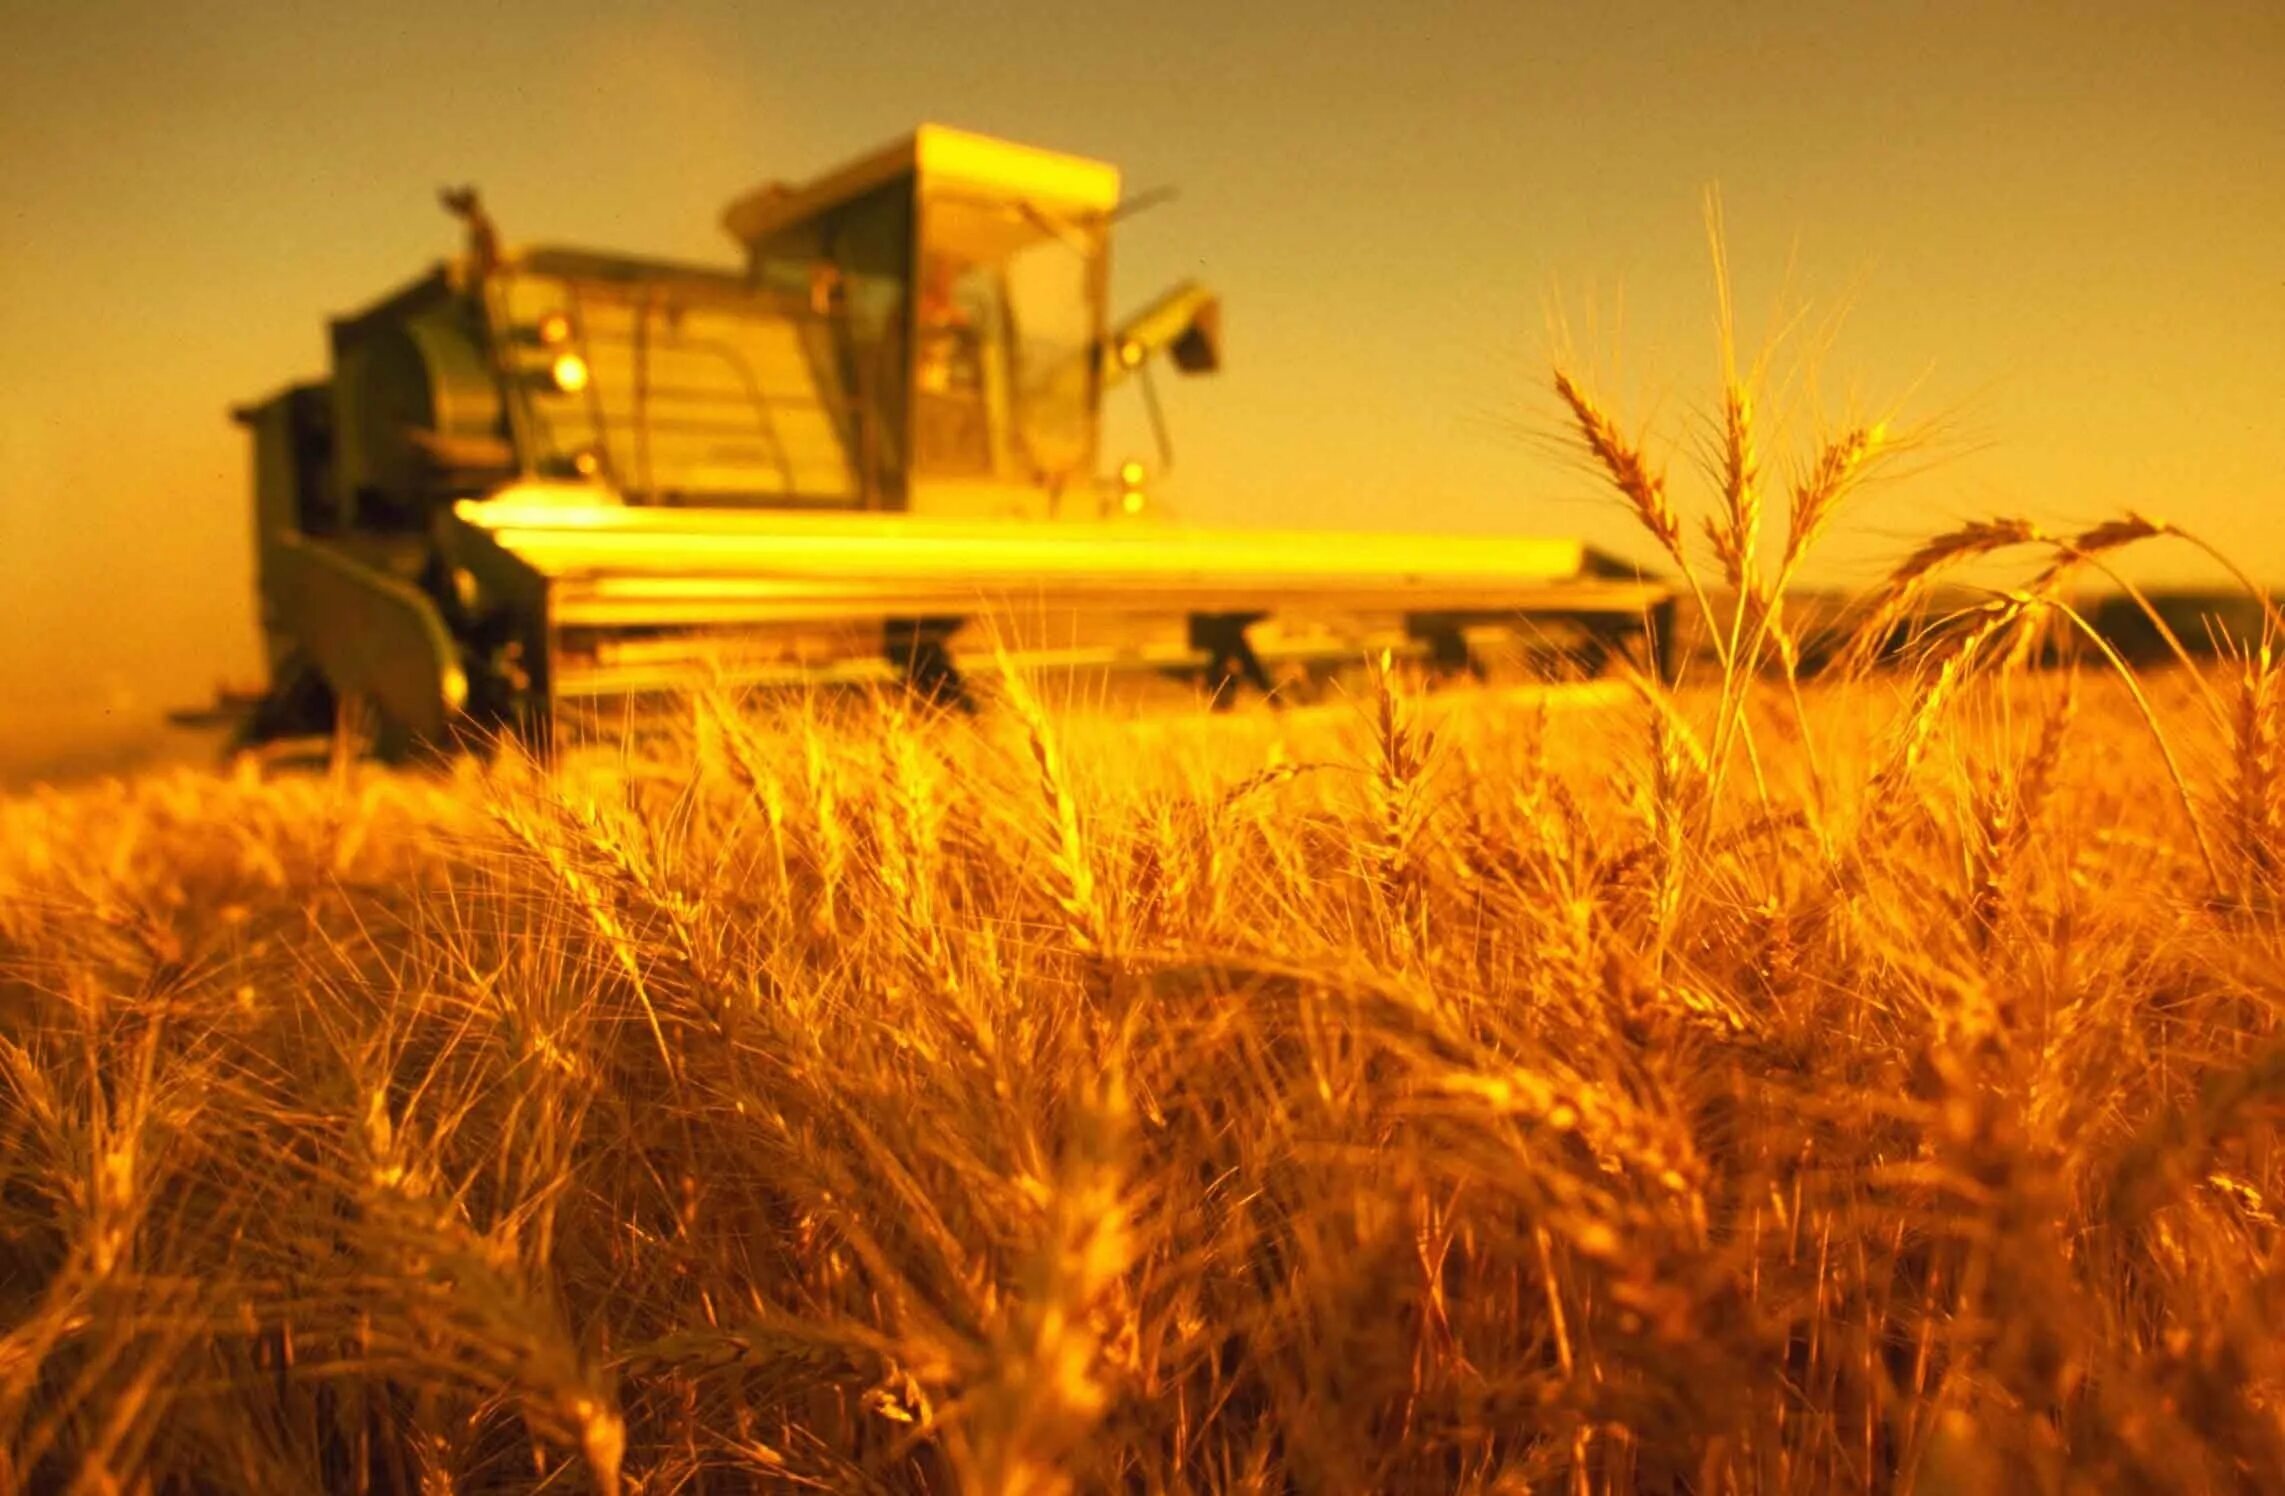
left=1552, top=370, right=1689, bottom=577
left=1837, top=518, right=2046, bottom=679
left=996, top=651, right=1106, bottom=958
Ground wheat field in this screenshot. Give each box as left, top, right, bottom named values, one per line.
left=4, top=356, right=2284, bottom=1494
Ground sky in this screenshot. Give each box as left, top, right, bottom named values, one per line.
left=3, top=0, right=2281, bottom=766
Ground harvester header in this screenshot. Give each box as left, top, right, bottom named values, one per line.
left=222, top=124, right=1673, bottom=754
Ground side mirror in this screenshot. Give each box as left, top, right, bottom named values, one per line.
left=1102, top=281, right=1223, bottom=387
left=1168, top=296, right=1221, bottom=375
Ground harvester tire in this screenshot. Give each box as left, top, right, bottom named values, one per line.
left=328, top=688, right=418, bottom=766
left=230, top=655, right=337, bottom=752
left=1645, top=599, right=1685, bottom=686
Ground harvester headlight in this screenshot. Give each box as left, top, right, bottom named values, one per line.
left=537, top=311, right=574, bottom=346
left=1118, top=340, right=1145, bottom=369
left=1119, top=459, right=1146, bottom=487
left=1121, top=488, right=1146, bottom=515
left=549, top=351, right=590, bottom=393
left=572, top=447, right=602, bottom=478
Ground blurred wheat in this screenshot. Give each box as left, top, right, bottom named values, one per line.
left=3, top=327, right=2282, bottom=1493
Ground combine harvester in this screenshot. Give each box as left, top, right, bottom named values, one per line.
left=223, top=125, right=1675, bottom=755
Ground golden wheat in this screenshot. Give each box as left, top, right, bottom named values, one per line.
left=4, top=322, right=2283, bottom=1493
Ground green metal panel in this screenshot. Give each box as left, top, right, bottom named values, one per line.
left=234, top=383, right=336, bottom=679
left=266, top=535, right=466, bottom=740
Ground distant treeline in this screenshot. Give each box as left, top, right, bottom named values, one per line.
left=1668, top=588, right=2277, bottom=675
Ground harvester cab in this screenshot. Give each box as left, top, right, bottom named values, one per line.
left=716, top=124, right=1211, bottom=521
left=225, top=124, right=1672, bottom=757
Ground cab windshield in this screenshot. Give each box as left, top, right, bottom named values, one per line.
left=909, top=194, right=1104, bottom=488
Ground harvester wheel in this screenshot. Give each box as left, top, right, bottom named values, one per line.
left=1646, top=598, right=1684, bottom=685
left=329, top=689, right=416, bottom=767
left=885, top=618, right=974, bottom=714
left=1418, top=626, right=1484, bottom=684
left=232, top=655, right=337, bottom=750
left=1573, top=635, right=1612, bottom=680
left=1190, top=613, right=1273, bottom=711
left=1576, top=607, right=1682, bottom=684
